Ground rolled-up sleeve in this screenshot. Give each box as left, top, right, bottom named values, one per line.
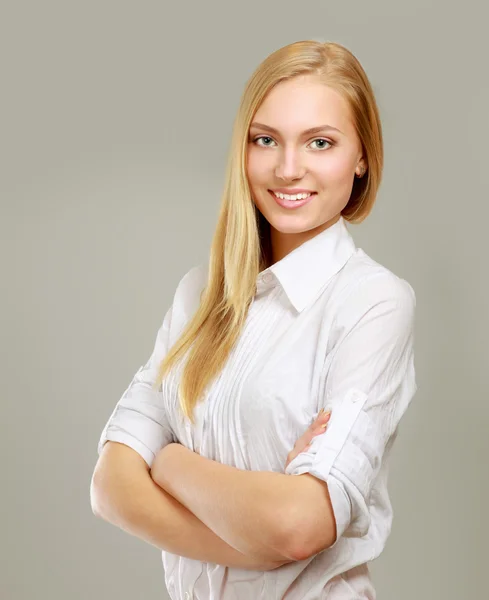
left=97, top=286, right=181, bottom=468
left=285, top=273, right=418, bottom=546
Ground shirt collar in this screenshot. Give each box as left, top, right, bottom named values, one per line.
left=257, top=216, right=357, bottom=313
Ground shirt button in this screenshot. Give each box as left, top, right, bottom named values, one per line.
left=263, top=272, right=273, bottom=283
left=351, top=390, right=364, bottom=403
left=184, top=593, right=191, bottom=600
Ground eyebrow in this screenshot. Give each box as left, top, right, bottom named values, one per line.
left=249, top=122, right=344, bottom=136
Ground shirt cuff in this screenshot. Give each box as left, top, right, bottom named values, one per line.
left=324, top=476, right=352, bottom=547
left=98, top=427, right=156, bottom=468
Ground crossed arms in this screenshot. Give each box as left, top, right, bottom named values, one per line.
left=91, top=273, right=416, bottom=570
left=91, top=438, right=336, bottom=571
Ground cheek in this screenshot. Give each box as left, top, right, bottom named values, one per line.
left=315, top=155, right=354, bottom=184
left=246, top=150, right=270, bottom=186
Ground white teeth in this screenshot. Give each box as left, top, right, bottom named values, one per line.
left=273, top=191, right=312, bottom=201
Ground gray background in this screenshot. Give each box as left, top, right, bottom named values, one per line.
left=2, top=1, right=487, bottom=598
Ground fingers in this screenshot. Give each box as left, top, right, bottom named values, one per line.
left=308, top=410, right=332, bottom=442
left=318, top=407, right=332, bottom=419
left=287, top=410, right=332, bottom=468
left=313, top=408, right=331, bottom=428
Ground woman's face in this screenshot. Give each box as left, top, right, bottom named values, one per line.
left=246, top=74, right=366, bottom=262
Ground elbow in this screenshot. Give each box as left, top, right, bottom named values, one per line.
left=89, top=446, right=152, bottom=526
left=90, top=461, right=125, bottom=522
left=90, top=473, right=132, bottom=526
left=90, top=441, right=137, bottom=521
left=90, top=471, right=110, bottom=519
left=281, top=511, right=337, bottom=562
left=275, top=504, right=315, bottom=562
left=280, top=518, right=312, bottom=562
left=261, top=503, right=302, bottom=563
left=285, top=533, right=334, bottom=563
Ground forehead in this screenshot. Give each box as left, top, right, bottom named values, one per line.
left=252, top=75, right=354, bottom=136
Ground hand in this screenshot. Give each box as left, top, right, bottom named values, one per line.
left=285, top=409, right=331, bottom=471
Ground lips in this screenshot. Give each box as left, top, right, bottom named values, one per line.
left=268, top=190, right=316, bottom=209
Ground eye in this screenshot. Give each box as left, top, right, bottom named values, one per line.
left=253, top=136, right=276, bottom=147
left=310, top=138, right=333, bottom=150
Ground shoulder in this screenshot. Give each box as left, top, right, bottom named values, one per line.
left=172, top=262, right=209, bottom=321
left=175, top=262, right=208, bottom=297
left=333, top=248, right=416, bottom=327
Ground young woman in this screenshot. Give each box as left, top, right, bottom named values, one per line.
left=94, top=40, right=417, bottom=599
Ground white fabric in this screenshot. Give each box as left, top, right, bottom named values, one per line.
left=97, top=216, right=417, bottom=599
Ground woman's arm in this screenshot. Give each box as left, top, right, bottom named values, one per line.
left=92, top=441, right=293, bottom=570
left=151, top=443, right=308, bottom=562
left=137, top=478, right=293, bottom=570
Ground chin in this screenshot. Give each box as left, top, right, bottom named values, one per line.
left=268, top=215, right=314, bottom=233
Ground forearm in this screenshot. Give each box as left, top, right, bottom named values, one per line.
left=92, top=460, right=291, bottom=571
left=151, top=444, right=300, bottom=561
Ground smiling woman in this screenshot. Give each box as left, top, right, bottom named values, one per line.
left=94, top=39, right=415, bottom=600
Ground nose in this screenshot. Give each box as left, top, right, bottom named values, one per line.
left=274, top=146, right=306, bottom=181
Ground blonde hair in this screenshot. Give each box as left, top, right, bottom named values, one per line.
left=153, top=40, right=384, bottom=424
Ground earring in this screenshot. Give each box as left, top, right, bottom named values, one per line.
left=356, top=167, right=365, bottom=178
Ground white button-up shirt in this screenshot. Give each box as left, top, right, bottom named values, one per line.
left=98, top=216, right=417, bottom=599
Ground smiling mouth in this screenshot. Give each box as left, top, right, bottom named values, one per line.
left=269, top=190, right=315, bottom=201
left=268, top=190, right=317, bottom=208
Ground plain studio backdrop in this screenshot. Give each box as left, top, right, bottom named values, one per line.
left=1, top=1, right=487, bottom=599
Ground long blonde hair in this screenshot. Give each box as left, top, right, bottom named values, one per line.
left=153, top=40, right=384, bottom=424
